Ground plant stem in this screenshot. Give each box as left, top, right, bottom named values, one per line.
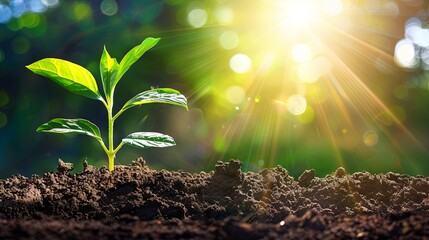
left=107, top=101, right=115, bottom=171
left=112, top=108, right=125, bottom=121
left=114, top=142, right=125, bottom=154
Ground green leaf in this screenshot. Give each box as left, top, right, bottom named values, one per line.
left=27, top=58, right=102, bottom=100
left=100, top=46, right=119, bottom=101
left=121, top=88, right=188, bottom=112
left=122, top=132, right=176, bottom=149
left=113, top=37, right=160, bottom=88
left=37, top=118, right=102, bottom=141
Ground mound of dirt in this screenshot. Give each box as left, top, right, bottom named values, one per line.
left=0, top=158, right=428, bottom=239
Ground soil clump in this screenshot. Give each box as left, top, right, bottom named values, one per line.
left=0, top=158, right=428, bottom=239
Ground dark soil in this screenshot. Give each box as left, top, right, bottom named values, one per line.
left=0, top=158, right=428, bottom=239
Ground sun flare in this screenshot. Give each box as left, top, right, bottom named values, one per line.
left=189, top=0, right=427, bottom=173
left=276, top=0, right=344, bottom=30
left=279, top=0, right=318, bottom=29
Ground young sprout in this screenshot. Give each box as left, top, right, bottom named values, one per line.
left=27, top=37, right=188, bottom=171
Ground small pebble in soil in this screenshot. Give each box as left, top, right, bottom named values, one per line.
left=83, top=160, right=97, bottom=173
left=57, top=159, right=73, bottom=174
left=334, top=167, right=346, bottom=178
left=213, top=160, right=244, bottom=181
left=298, top=169, right=315, bottom=187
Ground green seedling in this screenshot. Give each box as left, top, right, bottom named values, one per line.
left=27, top=37, right=188, bottom=171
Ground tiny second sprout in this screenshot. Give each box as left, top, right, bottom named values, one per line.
left=27, top=37, right=188, bottom=171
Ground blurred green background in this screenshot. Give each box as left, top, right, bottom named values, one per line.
left=1, top=0, right=429, bottom=178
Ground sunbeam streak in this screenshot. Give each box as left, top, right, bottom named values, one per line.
left=160, top=0, right=429, bottom=175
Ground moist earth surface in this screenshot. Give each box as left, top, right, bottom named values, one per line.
left=0, top=158, right=428, bottom=239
